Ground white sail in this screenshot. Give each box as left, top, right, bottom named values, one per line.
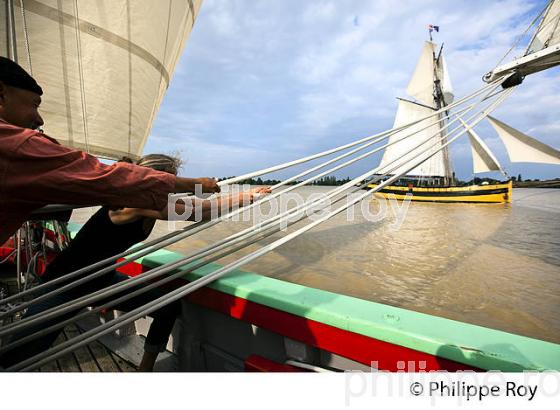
left=439, top=54, right=454, bottom=105
left=3, top=0, right=203, bottom=160
left=381, top=39, right=452, bottom=179
left=488, top=116, right=560, bottom=164
left=406, top=42, right=436, bottom=107
left=459, top=119, right=504, bottom=174
left=527, top=0, right=560, bottom=54
left=379, top=100, right=448, bottom=177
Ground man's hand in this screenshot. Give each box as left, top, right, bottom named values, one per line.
left=238, top=186, right=272, bottom=206
left=174, top=177, right=220, bottom=194
left=250, top=186, right=272, bottom=196
left=197, top=177, right=221, bottom=193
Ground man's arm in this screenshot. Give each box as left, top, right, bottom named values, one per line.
left=109, top=187, right=271, bottom=224
left=9, top=134, right=218, bottom=211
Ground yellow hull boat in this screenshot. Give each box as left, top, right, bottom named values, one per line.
left=367, top=180, right=512, bottom=203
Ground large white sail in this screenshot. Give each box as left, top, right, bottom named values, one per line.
left=380, top=40, right=452, bottom=178
left=407, top=42, right=453, bottom=106
left=2, top=0, right=203, bottom=160
left=527, top=0, right=560, bottom=54
left=378, top=100, right=448, bottom=177
left=406, top=42, right=436, bottom=107
left=488, top=116, right=560, bottom=164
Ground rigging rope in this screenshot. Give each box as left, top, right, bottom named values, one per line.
left=1, top=77, right=513, bottom=370
left=0, top=79, right=501, bottom=310
left=8, top=84, right=514, bottom=372
left=214, top=80, right=502, bottom=187
left=492, top=1, right=548, bottom=71
left=0, top=250, right=16, bottom=265
left=0, top=81, right=505, bottom=334
left=19, top=0, right=33, bottom=75
left=0, top=79, right=508, bottom=342
left=72, top=0, right=91, bottom=153
left=0, top=90, right=494, bottom=320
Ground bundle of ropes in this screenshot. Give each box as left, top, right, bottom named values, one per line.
left=0, top=75, right=514, bottom=371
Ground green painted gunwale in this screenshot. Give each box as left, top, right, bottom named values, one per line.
left=67, top=223, right=560, bottom=371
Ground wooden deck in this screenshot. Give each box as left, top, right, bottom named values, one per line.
left=37, top=323, right=138, bottom=372
left=1, top=270, right=138, bottom=372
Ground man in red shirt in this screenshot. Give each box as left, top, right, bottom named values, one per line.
left=0, top=57, right=220, bottom=244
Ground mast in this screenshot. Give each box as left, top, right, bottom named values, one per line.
left=379, top=39, right=453, bottom=182
left=5, top=0, right=18, bottom=62
left=431, top=41, right=454, bottom=185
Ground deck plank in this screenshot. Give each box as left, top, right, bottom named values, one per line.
left=86, top=339, right=122, bottom=372
left=39, top=359, right=60, bottom=372
left=64, top=324, right=100, bottom=372
left=53, top=332, right=81, bottom=372
left=76, top=326, right=138, bottom=372
left=2, top=274, right=137, bottom=373
left=1, top=297, right=139, bottom=372
left=73, top=324, right=131, bottom=372
left=109, top=351, right=138, bottom=372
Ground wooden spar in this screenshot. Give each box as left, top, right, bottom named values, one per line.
left=484, top=42, right=560, bottom=83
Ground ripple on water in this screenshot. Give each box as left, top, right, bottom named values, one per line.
left=71, top=188, right=560, bottom=343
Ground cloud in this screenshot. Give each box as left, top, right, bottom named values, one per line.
left=147, top=0, right=558, bottom=180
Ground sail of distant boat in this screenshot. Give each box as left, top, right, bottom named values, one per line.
left=378, top=0, right=560, bottom=193
left=526, top=0, right=560, bottom=54
left=377, top=38, right=508, bottom=186
left=378, top=41, right=454, bottom=183
left=476, top=0, right=560, bottom=168
left=0, top=0, right=203, bottom=160
left=488, top=116, right=560, bottom=165
left=459, top=118, right=506, bottom=175
left=368, top=33, right=515, bottom=202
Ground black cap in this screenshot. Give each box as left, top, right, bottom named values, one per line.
left=0, top=56, right=43, bottom=95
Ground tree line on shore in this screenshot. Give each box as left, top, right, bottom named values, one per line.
left=218, top=175, right=559, bottom=187
left=218, top=176, right=353, bottom=186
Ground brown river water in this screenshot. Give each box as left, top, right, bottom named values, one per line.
left=72, top=187, right=560, bottom=344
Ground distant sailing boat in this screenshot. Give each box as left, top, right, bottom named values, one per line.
left=369, top=4, right=560, bottom=203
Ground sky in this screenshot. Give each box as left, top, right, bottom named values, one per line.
left=145, top=0, right=560, bottom=181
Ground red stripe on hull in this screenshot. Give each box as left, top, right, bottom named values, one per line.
left=125, top=261, right=479, bottom=372
left=116, top=258, right=146, bottom=277
left=186, top=286, right=478, bottom=372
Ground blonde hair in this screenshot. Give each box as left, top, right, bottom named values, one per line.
left=136, top=154, right=182, bottom=175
